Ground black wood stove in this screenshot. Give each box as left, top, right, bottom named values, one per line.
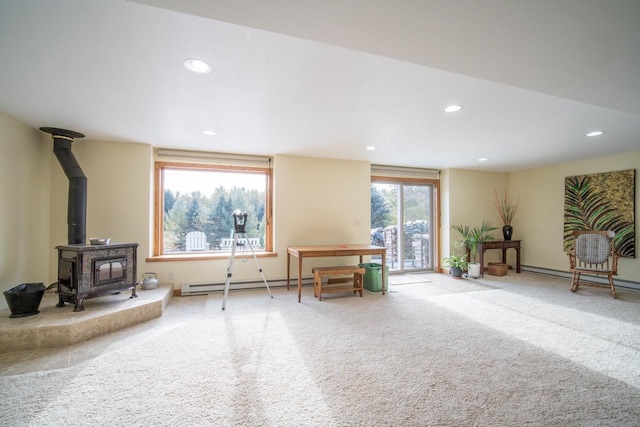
left=56, top=243, right=138, bottom=312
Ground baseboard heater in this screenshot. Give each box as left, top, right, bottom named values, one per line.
left=181, top=277, right=314, bottom=296
left=522, top=265, right=640, bottom=291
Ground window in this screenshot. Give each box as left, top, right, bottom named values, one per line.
left=154, top=157, right=272, bottom=258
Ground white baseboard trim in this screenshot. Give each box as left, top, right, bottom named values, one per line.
left=521, top=265, right=640, bottom=291
left=181, top=277, right=314, bottom=296
left=180, top=268, right=640, bottom=295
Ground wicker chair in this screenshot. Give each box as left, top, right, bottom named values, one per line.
left=568, top=230, right=619, bottom=298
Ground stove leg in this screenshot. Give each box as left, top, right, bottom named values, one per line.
left=56, top=295, right=66, bottom=308
left=73, top=298, right=85, bottom=312
left=129, top=286, right=138, bottom=299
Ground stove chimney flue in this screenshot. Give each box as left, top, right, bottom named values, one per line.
left=40, top=127, right=87, bottom=245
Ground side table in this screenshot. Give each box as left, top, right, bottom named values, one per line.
left=472, top=240, right=521, bottom=277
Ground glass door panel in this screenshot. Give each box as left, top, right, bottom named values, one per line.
left=403, top=185, right=432, bottom=270
left=371, top=183, right=400, bottom=271
left=371, top=181, right=434, bottom=273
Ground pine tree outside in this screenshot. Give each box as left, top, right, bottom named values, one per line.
left=160, top=167, right=268, bottom=254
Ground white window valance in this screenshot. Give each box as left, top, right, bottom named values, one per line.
left=371, top=164, right=440, bottom=180
left=155, top=148, right=272, bottom=168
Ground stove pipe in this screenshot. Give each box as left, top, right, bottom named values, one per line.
left=40, top=127, right=87, bottom=245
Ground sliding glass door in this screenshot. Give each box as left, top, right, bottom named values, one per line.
left=371, top=180, right=435, bottom=273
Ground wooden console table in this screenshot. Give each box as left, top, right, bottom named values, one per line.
left=474, top=240, right=521, bottom=277
left=286, top=244, right=387, bottom=303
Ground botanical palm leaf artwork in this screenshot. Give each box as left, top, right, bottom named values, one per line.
left=564, top=169, right=635, bottom=258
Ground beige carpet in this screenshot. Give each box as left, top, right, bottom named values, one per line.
left=388, top=274, right=432, bottom=285
left=2, top=273, right=640, bottom=426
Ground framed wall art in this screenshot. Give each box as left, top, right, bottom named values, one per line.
left=564, top=169, right=636, bottom=258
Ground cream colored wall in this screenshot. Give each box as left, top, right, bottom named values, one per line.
left=48, top=139, right=153, bottom=281
left=509, top=150, right=640, bottom=282
left=444, top=168, right=508, bottom=264
left=0, top=114, right=51, bottom=309
left=273, top=154, right=372, bottom=274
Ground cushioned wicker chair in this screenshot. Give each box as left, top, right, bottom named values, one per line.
left=568, top=230, right=619, bottom=298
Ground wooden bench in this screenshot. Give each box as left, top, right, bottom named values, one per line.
left=312, top=265, right=365, bottom=301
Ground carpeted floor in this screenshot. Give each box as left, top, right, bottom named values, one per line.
left=1, top=272, right=639, bottom=426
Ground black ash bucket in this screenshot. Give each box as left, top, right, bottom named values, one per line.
left=3, top=283, right=45, bottom=318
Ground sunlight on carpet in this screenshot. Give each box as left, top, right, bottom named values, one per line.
left=424, top=290, right=640, bottom=389
left=221, top=312, right=334, bottom=425
left=388, top=274, right=432, bottom=285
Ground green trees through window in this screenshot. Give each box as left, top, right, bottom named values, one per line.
left=156, top=164, right=270, bottom=255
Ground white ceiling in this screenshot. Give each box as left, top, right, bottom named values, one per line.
left=1, top=0, right=639, bottom=172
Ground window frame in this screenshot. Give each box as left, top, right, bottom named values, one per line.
left=151, top=161, right=273, bottom=260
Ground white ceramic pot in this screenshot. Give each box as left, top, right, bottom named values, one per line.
left=467, top=263, right=481, bottom=278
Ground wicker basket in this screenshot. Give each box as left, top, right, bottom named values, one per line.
left=488, top=262, right=508, bottom=276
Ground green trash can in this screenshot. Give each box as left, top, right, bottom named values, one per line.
left=358, top=263, right=389, bottom=292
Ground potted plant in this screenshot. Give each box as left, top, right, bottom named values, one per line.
left=442, top=253, right=468, bottom=278
left=451, top=220, right=497, bottom=278
left=494, top=189, right=519, bottom=241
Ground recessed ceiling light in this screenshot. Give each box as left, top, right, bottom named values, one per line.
left=586, top=131, right=604, bottom=137
left=478, top=158, right=488, bottom=162
left=202, top=130, right=216, bottom=136
left=365, top=146, right=376, bottom=151
left=444, top=105, right=463, bottom=113
left=184, top=58, right=211, bottom=74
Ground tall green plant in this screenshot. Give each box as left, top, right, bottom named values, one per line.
left=451, top=220, right=497, bottom=263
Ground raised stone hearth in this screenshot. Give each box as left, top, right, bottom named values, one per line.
left=0, top=284, right=172, bottom=353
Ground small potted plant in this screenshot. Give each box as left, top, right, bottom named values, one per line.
left=494, top=189, right=519, bottom=241
left=451, top=220, right=497, bottom=278
left=442, top=253, right=468, bottom=278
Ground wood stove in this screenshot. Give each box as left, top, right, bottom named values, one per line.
left=40, top=127, right=140, bottom=312
left=56, top=243, right=138, bottom=312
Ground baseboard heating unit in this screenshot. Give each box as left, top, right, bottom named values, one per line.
left=181, top=277, right=314, bottom=296
left=522, top=265, right=639, bottom=291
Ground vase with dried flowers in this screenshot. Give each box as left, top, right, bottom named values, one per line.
left=494, top=190, right=519, bottom=241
